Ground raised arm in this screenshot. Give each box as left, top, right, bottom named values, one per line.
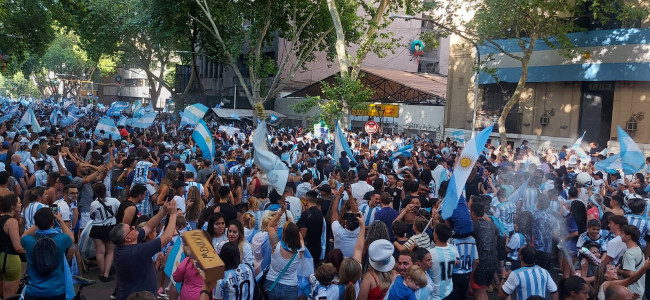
left=144, top=203, right=168, bottom=237
left=330, top=186, right=344, bottom=224
left=353, top=215, right=365, bottom=263
left=160, top=200, right=178, bottom=247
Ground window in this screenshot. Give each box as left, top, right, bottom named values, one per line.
left=480, top=83, right=522, bottom=133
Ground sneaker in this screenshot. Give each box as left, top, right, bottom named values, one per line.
left=157, top=287, right=169, bottom=299
left=110, top=290, right=116, bottom=300
left=99, top=275, right=114, bottom=282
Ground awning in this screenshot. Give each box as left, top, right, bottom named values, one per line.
left=210, top=108, right=286, bottom=120
left=284, top=68, right=446, bottom=105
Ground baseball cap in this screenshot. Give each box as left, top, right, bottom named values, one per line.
left=368, top=240, right=395, bottom=272
left=1, top=141, right=10, bottom=148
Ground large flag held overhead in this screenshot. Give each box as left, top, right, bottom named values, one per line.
left=19, top=108, right=42, bottom=132
left=130, top=112, right=158, bottom=129
left=391, top=142, right=414, bottom=159
left=181, top=103, right=209, bottom=126
left=132, top=101, right=143, bottom=117
left=192, top=119, right=215, bottom=160
left=595, top=153, right=622, bottom=174
left=143, top=104, right=154, bottom=114
left=452, top=130, right=465, bottom=143
left=117, top=116, right=127, bottom=127
left=253, top=121, right=290, bottom=193
left=441, top=125, right=493, bottom=220
left=50, top=109, right=59, bottom=126
left=94, top=117, right=121, bottom=140
left=333, top=121, right=357, bottom=164
left=106, top=102, right=130, bottom=116
left=617, top=125, right=645, bottom=174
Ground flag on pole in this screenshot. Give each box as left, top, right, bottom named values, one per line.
left=107, top=102, right=130, bottom=116
left=19, top=108, right=42, bottom=132
left=117, top=116, right=127, bottom=127
left=143, top=104, right=154, bottom=114
left=571, top=131, right=591, bottom=163
left=181, top=103, right=209, bottom=126
left=130, top=112, right=158, bottom=129
left=441, top=125, right=493, bottom=220
left=94, top=117, right=121, bottom=140
left=333, top=121, right=357, bottom=164
left=599, top=147, right=609, bottom=157
left=617, top=125, right=645, bottom=174
left=452, top=130, right=465, bottom=143
left=391, top=143, right=414, bottom=159
left=270, top=113, right=278, bottom=122
left=163, top=240, right=185, bottom=292
left=253, top=121, right=290, bottom=193
left=132, top=101, right=143, bottom=117
left=192, top=119, right=215, bottom=160
left=595, top=153, right=622, bottom=174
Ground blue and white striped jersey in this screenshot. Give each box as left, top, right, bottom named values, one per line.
left=626, top=214, right=650, bottom=248
left=501, top=265, right=557, bottom=300
left=23, top=202, right=47, bottom=231
left=450, top=236, right=478, bottom=275
left=427, top=245, right=458, bottom=299
left=506, top=233, right=529, bottom=261
left=522, top=187, right=539, bottom=212
left=576, top=231, right=607, bottom=252
left=213, top=264, right=255, bottom=300
left=359, top=204, right=379, bottom=226
left=495, top=201, right=517, bottom=233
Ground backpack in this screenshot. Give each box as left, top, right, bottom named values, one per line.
left=31, top=234, right=59, bottom=275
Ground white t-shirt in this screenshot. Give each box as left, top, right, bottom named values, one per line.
left=55, top=199, right=72, bottom=223
left=605, top=236, right=626, bottom=265
left=285, top=196, right=302, bottom=222
left=331, top=220, right=360, bottom=258
left=89, top=197, right=120, bottom=226
left=350, top=181, right=373, bottom=202
left=622, top=246, right=645, bottom=296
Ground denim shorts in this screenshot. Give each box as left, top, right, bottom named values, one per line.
left=264, top=280, right=298, bottom=300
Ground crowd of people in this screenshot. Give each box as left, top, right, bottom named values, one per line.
left=0, top=101, right=649, bottom=300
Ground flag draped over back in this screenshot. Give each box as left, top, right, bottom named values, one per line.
left=192, top=119, right=215, bottom=160
left=181, top=103, right=209, bottom=126
left=253, top=121, right=290, bottom=193
left=617, top=125, right=645, bottom=174
left=94, top=117, right=121, bottom=140
left=131, top=112, right=158, bottom=129
left=333, top=121, right=357, bottom=164
left=441, top=125, right=493, bottom=220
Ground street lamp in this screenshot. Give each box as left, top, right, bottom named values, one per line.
left=374, top=104, right=385, bottom=134
left=390, top=14, right=482, bottom=136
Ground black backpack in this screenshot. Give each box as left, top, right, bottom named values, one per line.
left=31, top=234, right=59, bottom=275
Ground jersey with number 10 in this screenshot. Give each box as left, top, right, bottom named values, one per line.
left=213, top=264, right=255, bottom=300
left=428, top=245, right=459, bottom=300
left=451, top=236, right=478, bottom=275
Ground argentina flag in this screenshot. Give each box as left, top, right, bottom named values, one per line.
left=595, top=153, right=622, bottom=174
left=507, top=178, right=531, bottom=205
left=50, top=109, right=59, bottom=126
left=181, top=103, right=209, bottom=126
left=441, top=125, right=493, bottom=220
left=132, top=101, right=143, bottom=117
left=333, top=121, right=357, bottom=164
left=164, top=240, right=185, bottom=292
left=253, top=121, right=290, bottom=193
left=391, top=142, right=414, bottom=159
left=452, top=130, right=465, bottom=143
left=571, top=131, right=591, bottom=163
left=131, top=112, right=158, bottom=129
left=94, top=117, right=121, bottom=140
left=192, top=119, right=215, bottom=160
left=617, top=125, right=644, bottom=174
left=117, top=115, right=127, bottom=127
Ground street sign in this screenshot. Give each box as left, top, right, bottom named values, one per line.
left=351, top=104, right=399, bottom=118
left=365, top=120, right=379, bottom=134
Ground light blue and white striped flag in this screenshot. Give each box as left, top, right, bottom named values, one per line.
left=333, top=121, right=357, bottom=164
left=599, top=147, right=609, bottom=157
left=181, top=103, right=209, bottom=126
left=94, top=117, right=121, bottom=140
left=253, top=121, right=290, bottom=193
left=163, top=239, right=184, bottom=292
left=50, top=109, right=59, bottom=126
left=78, top=224, right=95, bottom=259
left=452, top=130, right=465, bottom=143
left=571, top=131, right=591, bottom=163
left=231, top=112, right=241, bottom=120
left=143, top=104, right=154, bottom=114
left=270, top=113, right=278, bottom=122
left=19, top=108, right=42, bottom=132
left=617, top=125, right=645, bottom=174
left=107, top=102, right=130, bottom=116
left=391, top=142, right=414, bottom=159
left=192, top=119, right=215, bottom=160
left=117, top=116, right=127, bottom=127
left=132, top=101, right=143, bottom=117
left=595, top=153, right=622, bottom=174
left=507, top=178, right=531, bottom=205
left=441, top=125, right=493, bottom=220
left=162, top=123, right=166, bottom=134
left=131, top=112, right=158, bottom=129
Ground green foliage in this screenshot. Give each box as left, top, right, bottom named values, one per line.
left=42, top=31, right=93, bottom=77
left=0, top=72, right=40, bottom=98
left=293, top=74, right=373, bottom=128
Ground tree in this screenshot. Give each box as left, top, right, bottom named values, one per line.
left=462, top=0, right=647, bottom=143
left=305, top=0, right=422, bottom=126
left=0, top=72, right=40, bottom=98
left=42, top=31, right=95, bottom=102
left=61, top=0, right=188, bottom=108
left=191, top=0, right=335, bottom=118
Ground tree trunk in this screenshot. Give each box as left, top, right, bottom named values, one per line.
left=498, top=51, right=532, bottom=145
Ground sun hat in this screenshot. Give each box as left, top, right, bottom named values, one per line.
left=368, top=239, right=395, bottom=272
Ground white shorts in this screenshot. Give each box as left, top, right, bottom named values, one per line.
left=79, top=212, right=91, bottom=230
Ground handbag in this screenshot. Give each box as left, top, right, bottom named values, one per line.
left=257, top=251, right=298, bottom=300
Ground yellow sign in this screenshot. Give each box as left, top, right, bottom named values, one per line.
left=182, top=230, right=225, bottom=280
left=351, top=104, right=399, bottom=118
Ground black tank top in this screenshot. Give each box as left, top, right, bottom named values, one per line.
left=116, top=200, right=138, bottom=227
left=0, top=216, right=17, bottom=255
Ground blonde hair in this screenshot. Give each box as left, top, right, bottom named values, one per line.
left=406, top=266, right=428, bottom=288
left=261, top=212, right=276, bottom=232
left=242, top=212, right=256, bottom=229
left=369, top=265, right=393, bottom=290
left=247, top=196, right=260, bottom=211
